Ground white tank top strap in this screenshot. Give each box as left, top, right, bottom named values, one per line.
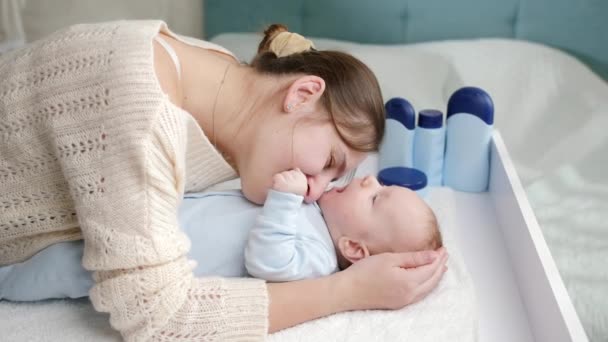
left=154, top=35, right=182, bottom=81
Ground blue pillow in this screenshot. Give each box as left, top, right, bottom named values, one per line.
left=0, top=190, right=253, bottom=301
left=0, top=241, right=93, bottom=301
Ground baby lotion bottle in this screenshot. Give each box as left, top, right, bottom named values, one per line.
left=443, top=87, right=494, bottom=192
left=413, top=109, right=445, bottom=187
left=379, top=98, right=416, bottom=170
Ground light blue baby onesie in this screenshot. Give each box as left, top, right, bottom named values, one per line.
left=0, top=190, right=338, bottom=301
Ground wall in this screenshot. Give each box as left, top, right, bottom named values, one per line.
left=0, top=0, right=204, bottom=49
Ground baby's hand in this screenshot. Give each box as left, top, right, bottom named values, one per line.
left=272, top=168, right=307, bottom=196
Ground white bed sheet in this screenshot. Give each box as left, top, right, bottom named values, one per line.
left=210, top=33, right=608, bottom=341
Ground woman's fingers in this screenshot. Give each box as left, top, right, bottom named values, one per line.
left=401, top=250, right=448, bottom=285
left=393, top=247, right=446, bottom=269
left=339, top=249, right=450, bottom=311
left=411, top=256, right=449, bottom=303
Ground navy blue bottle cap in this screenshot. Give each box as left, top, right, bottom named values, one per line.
left=447, top=87, right=494, bottom=125
left=378, top=167, right=427, bottom=191
left=418, top=109, right=443, bottom=128
left=385, top=97, right=416, bottom=130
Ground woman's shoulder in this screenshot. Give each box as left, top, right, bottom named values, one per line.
left=171, top=34, right=239, bottom=64
left=152, top=31, right=240, bottom=110
left=153, top=34, right=183, bottom=107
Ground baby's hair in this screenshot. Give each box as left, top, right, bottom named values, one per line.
left=424, top=208, right=443, bottom=250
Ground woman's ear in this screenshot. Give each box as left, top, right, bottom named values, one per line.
left=338, top=236, right=370, bottom=264
left=283, top=75, right=326, bottom=113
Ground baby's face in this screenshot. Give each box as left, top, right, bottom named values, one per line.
left=318, top=175, right=433, bottom=254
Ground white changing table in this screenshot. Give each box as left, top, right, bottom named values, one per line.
left=357, top=131, right=588, bottom=342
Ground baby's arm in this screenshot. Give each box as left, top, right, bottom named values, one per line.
left=245, top=169, right=336, bottom=282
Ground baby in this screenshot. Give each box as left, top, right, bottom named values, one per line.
left=0, top=170, right=442, bottom=301
left=246, top=169, right=443, bottom=280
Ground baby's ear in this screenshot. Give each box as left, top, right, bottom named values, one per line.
left=338, top=236, right=370, bottom=264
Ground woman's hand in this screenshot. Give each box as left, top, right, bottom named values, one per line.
left=266, top=248, right=447, bottom=332
left=335, top=247, right=448, bottom=311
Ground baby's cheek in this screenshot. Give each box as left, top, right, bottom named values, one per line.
left=323, top=204, right=344, bottom=228
left=347, top=214, right=367, bottom=234
left=336, top=211, right=361, bottom=234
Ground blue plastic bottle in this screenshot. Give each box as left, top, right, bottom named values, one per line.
left=377, top=167, right=428, bottom=198
left=413, top=109, right=445, bottom=187
left=379, top=98, right=416, bottom=170
left=443, top=87, right=494, bottom=192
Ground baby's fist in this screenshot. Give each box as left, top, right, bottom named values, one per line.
left=273, top=169, right=307, bottom=196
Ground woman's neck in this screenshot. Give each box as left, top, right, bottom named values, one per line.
left=179, top=51, right=271, bottom=170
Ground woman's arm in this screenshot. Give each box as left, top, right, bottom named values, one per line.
left=267, top=273, right=342, bottom=332
left=70, top=106, right=268, bottom=341
left=267, top=248, right=448, bottom=332
left=245, top=190, right=336, bottom=281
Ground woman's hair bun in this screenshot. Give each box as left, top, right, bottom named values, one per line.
left=257, top=24, right=314, bottom=57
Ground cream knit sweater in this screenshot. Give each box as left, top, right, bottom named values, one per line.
left=0, top=20, right=268, bottom=341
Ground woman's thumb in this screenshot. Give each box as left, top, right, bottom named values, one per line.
left=394, top=249, right=442, bottom=268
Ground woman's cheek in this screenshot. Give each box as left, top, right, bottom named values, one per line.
left=292, top=139, right=329, bottom=175
left=297, top=155, right=326, bottom=176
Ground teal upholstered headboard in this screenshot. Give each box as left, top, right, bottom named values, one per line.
left=204, top=0, right=608, bottom=80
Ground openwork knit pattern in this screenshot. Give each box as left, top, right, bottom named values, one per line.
left=0, top=20, right=268, bottom=341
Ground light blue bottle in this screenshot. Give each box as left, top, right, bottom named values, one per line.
left=379, top=98, right=416, bottom=170
left=443, top=87, right=494, bottom=192
left=413, top=109, right=445, bottom=187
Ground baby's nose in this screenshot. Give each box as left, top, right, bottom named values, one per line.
left=361, top=175, right=377, bottom=187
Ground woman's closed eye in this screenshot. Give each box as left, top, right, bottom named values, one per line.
left=325, top=148, right=347, bottom=174
left=324, top=152, right=336, bottom=170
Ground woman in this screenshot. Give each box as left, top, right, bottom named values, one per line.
left=0, top=21, right=448, bottom=340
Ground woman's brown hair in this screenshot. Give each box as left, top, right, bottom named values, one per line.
left=251, top=24, right=385, bottom=152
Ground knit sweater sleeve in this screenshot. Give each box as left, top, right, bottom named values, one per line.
left=69, top=102, right=268, bottom=341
